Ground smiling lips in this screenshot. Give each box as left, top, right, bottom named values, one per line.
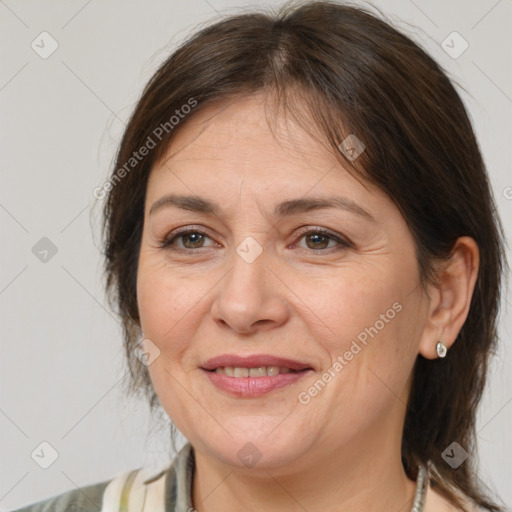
left=202, top=354, right=313, bottom=397
left=213, top=366, right=294, bottom=377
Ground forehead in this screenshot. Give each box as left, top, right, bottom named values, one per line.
left=146, top=93, right=390, bottom=219
left=158, top=93, right=335, bottom=170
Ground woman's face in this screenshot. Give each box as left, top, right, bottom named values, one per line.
left=137, top=93, right=429, bottom=471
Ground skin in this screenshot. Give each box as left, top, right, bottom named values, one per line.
left=136, top=92, right=479, bottom=512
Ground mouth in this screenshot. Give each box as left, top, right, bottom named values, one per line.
left=207, top=366, right=302, bottom=377
left=202, top=353, right=313, bottom=372
left=201, top=354, right=314, bottom=397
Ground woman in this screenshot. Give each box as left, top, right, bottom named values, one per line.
left=13, top=1, right=507, bottom=511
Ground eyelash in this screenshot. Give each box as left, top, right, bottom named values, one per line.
left=159, top=226, right=352, bottom=253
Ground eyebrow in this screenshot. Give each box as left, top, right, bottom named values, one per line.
left=149, top=194, right=376, bottom=223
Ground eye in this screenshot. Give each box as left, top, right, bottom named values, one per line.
left=293, top=228, right=352, bottom=252
left=159, top=227, right=351, bottom=253
left=161, top=229, right=217, bottom=250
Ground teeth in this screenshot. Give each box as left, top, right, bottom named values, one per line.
left=249, top=367, right=267, bottom=377
left=213, top=366, right=296, bottom=377
left=234, top=367, right=249, bottom=377
left=266, top=366, right=280, bottom=376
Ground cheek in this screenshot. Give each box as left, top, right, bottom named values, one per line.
left=137, top=247, right=194, bottom=316
left=136, top=256, right=200, bottom=355
left=311, top=282, right=416, bottom=434
left=136, top=260, right=204, bottom=428
left=295, top=267, right=405, bottom=351
left=302, top=262, right=419, bottom=396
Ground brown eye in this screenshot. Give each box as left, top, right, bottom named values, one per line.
left=161, top=229, right=216, bottom=250
left=295, top=229, right=351, bottom=252
left=181, top=232, right=206, bottom=249
left=305, top=233, right=330, bottom=250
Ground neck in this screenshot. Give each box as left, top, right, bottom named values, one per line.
left=191, top=409, right=418, bottom=512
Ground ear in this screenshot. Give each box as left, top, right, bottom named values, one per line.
left=418, top=236, right=479, bottom=359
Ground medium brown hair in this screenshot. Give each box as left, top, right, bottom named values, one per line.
left=101, top=1, right=507, bottom=510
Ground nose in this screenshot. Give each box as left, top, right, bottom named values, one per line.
left=210, top=243, right=290, bottom=335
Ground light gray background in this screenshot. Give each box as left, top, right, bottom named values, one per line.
left=1, top=0, right=511, bottom=509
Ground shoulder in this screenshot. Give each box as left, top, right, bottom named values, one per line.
left=8, top=463, right=170, bottom=512
left=9, top=479, right=110, bottom=512
left=9, top=443, right=194, bottom=512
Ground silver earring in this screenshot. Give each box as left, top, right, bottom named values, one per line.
left=436, top=341, right=447, bottom=358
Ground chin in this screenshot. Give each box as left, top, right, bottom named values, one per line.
left=188, top=416, right=317, bottom=470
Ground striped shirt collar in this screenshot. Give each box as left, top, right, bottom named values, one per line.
left=163, top=442, right=195, bottom=512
